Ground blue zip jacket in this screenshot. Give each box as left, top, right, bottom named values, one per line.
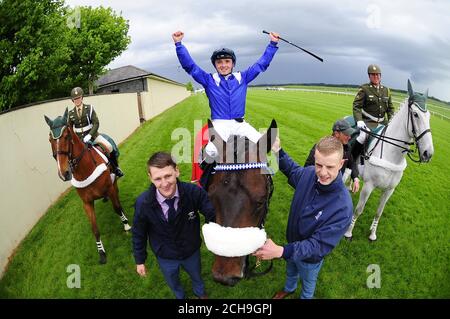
left=132, top=181, right=215, bottom=263
left=278, top=149, right=353, bottom=263
left=175, top=41, right=278, bottom=120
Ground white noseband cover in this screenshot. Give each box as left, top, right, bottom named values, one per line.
left=202, top=222, right=267, bottom=257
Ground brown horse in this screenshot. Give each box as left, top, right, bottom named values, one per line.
left=44, top=108, right=131, bottom=264
left=202, top=119, right=277, bottom=286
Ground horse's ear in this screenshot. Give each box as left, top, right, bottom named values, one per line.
left=207, top=119, right=224, bottom=144
left=44, top=115, right=52, bottom=128
left=407, top=79, right=414, bottom=97
left=207, top=119, right=213, bottom=131
left=258, top=119, right=278, bottom=154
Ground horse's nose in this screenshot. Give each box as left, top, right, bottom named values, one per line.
left=212, top=273, right=241, bottom=286
left=64, top=170, right=72, bottom=181
left=422, top=150, right=432, bottom=162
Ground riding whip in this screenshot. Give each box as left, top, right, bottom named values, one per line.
left=263, top=30, right=324, bottom=62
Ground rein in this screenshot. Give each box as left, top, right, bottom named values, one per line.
left=362, top=102, right=431, bottom=163
left=53, top=127, right=100, bottom=174
left=213, top=161, right=274, bottom=278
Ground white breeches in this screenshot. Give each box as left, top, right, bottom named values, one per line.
left=205, top=120, right=263, bottom=157
left=356, top=129, right=368, bottom=144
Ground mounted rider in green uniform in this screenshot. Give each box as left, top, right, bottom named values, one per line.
left=351, top=64, right=394, bottom=159
left=67, top=87, right=124, bottom=177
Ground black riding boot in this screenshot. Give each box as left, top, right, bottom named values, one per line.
left=351, top=141, right=364, bottom=164
left=109, top=151, right=124, bottom=178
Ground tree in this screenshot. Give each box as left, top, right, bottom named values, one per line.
left=65, top=6, right=131, bottom=94
left=0, top=1, right=131, bottom=111
left=0, top=0, right=71, bottom=110
left=186, top=81, right=194, bottom=92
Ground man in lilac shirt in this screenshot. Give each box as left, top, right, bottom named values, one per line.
left=132, top=152, right=215, bottom=299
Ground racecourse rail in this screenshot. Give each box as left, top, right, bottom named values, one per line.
left=257, top=87, right=450, bottom=122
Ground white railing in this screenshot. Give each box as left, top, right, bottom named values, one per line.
left=254, top=87, right=450, bottom=122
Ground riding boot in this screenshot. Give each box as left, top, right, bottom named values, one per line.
left=351, top=141, right=364, bottom=164
left=109, top=151, right=124, bottom=178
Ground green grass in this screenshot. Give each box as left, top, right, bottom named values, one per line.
left=1, top=89, right=449, bottom=298
left=279, top=84, right=450, bottom=119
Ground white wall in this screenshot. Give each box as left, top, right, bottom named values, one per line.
left=142, top=77, right=190, bottom=119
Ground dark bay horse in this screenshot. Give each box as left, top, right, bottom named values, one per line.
left=202, top=119, right=277, bottom=286
left=44, top=108, right=131, bottom=264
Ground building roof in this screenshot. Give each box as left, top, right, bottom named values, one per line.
left=96, top=65, right=185, bottom=87
left=96, top=65, right=149, bottom=86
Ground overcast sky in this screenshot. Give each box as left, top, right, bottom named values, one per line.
left=66, top=0, right=450, bottom=102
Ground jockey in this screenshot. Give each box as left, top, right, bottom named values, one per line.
left=172, top=30, right=280, bottom=164
left=351, top=64, right=394, bottom=159
left=67, top=87, right=124, bottom=177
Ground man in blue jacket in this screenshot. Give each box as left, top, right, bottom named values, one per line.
left=132, top=152, right=215, bottom=299
left=172, top=30, right=279, bottom=162
left=254, top=136, right=353, bottom=299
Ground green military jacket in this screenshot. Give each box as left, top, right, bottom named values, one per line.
left=353, top=83, right=394, bottom=129
left=68, top=104, right=99, bottom=140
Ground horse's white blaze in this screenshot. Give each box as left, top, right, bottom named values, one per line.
left=56, top=138, right=62, bottom=177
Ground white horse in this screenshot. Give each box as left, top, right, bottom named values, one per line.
left=345, top=80, right=434, bottom=241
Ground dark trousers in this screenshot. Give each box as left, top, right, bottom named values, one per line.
left=156, top=249, right=205, bottom=299
left=351, top=140, right=364, bottom=162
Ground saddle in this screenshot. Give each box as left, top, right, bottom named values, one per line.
left=344, top=116, right=385, bottom=155
left=344, top=116, right=386, bottom=165
left=89, top=133, right=123, bottom=177
left=89, top=133, right=118, bottom=156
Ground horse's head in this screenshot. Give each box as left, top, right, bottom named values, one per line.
left=44, top=108, right=74, bottom=181
left=407, top=79, right=434, bottom=162
left=203, top=119, right=277, bottom=286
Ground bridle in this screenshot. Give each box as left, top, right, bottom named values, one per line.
left=407, top=101, right=432, bottom=162
left=51, top=125, right=92, bottom=173
left=213, top=161, right=275, bottom=278
left=363, top=101, right=431, bottom=163
left=213, top=162, right=274, bottom=229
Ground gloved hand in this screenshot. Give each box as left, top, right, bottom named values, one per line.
left=356, top=122, right=369, bottom=144
left=83, top=134, right=92, bottom=143
left=357, top=121, right=367, bottom=129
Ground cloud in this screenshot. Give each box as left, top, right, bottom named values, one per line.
left=66, top=0, right=450, bottom=101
